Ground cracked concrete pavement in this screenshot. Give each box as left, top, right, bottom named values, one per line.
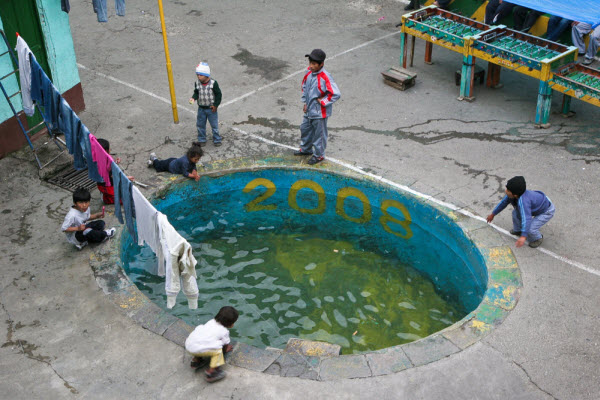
left=0, top=0, right=599, bottom=398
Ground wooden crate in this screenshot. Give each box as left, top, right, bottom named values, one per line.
left=381, top=67, right=417, bottom=91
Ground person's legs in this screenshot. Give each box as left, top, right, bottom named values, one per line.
left=311, top=118, right=328, bottom=159
left=75, top=220, right=107, bottom=243
left=493, top=3, right=515, bottom=25
left=527, top=204, right=555, bottom=242
left=572, top=22, right=592, bottom=55
left=512, top=6, right=528, bottom=31
left=153, top=158, right=176, bottom=172
left=404, top=0, right=420, bottom=11
left=115, top=0, right=125, bottom=16
left=485, top=0, right=500, bottom=25
left=97, top=184, right=115, bottom=204
left=299, top=115, right=314, bottom=153
left=191, top=349, right=224, bottom=369
left=546, top=17, right=571, bottom=42
left=206, top=109, right=221, bottom=143
left=196, top=108, right=208, bottom=143
left=511, top=208, right=522, bottom=233
left=522, top=10, right=542, bottom=32
left=585, top=25, right=600, bottom=59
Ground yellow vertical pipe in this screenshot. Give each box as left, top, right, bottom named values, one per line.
left=157, top=0, right=179, bottom=123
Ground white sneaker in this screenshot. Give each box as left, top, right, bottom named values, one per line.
left=105, top=228, right=116, bottom=238
left=148, top=152, right=157, bottom=167
left=75, top=241, right=88, bottom=250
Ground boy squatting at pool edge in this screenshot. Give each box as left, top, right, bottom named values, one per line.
left=486, top=176, right=555, bottom=248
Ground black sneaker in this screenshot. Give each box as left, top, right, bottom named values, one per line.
left=293, top=149, right=312, bottom=156
left=529, top=236, right=543, bottom=248
left=193, top=141, right=207, bottom=147
left=214, top=142, right=222, bottom=147
left=307, top=155, right=324, bottom=165
left=509, top=229, right=521, bottom=236
left=205, top=368, right=226, bottom=383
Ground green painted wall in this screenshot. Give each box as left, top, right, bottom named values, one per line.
left=0, top=0, right=81, bottom=124
left=36, top=0, right=80, bottom=93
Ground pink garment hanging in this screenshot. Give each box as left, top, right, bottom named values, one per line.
left=89, top=134, right=114, bottom=186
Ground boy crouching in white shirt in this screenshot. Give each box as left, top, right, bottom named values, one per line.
left=185, top=306, right=238, bottom=383
left=61, top=187, right=115, bottom=250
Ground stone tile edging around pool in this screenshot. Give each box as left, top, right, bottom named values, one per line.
left=89, top=155, right=522, bottom=381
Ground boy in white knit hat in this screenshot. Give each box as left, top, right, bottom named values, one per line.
left=189, top=62, right=223, bottom=146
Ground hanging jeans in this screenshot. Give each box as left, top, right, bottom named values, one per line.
left=196, top=107, right=221, bottom=143
left=112, top=162, right=137, bottom=242
left=93, top=0, right=125, bottom=23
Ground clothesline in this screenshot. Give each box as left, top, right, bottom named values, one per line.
left=20, top=36, right=197, bottom=310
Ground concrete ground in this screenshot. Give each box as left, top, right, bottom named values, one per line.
left=1, top=0, right=599, bottom=398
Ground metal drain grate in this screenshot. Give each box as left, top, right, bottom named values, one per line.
left=46, top=167, right=97, bottom=192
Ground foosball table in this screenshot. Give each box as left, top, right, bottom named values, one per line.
left=400, top=6, right=489, bottom=100
left=470, top=26, right=577, bottom=127
left=549, top=63, right=600, bottom=117
left=399, top=6, right=582, bottom=127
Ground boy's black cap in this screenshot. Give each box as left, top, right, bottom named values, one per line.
left=305, top=49, right=326, bottom=62
left=506, top=176, right=526, bottom=196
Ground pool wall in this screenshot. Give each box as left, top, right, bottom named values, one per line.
left=129, top=168, right=487, bottom=311
left=92, top=155, right=522, bottom=380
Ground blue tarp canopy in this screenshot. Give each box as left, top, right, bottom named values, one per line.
left=509, top=0, right=600, bottom=28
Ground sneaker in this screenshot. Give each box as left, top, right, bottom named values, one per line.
left=75, top=241, right=88, bottom=251
left=193, top=141, right=207, bottom=147
left=148, top=153, right=157, bottom=167
left=104, top=228, right=116, bottom=239
left=205, top=368, right=226, bottom=383
left=214, top=142, right=222, bottom=147
left=307, top=155, right=324, bottom=165
left=509, top=229, right=521, bottom=236
left=582, top=57, right=593, bottom=65
left=528, top=236, right=543, bottom=248
left=294, top=149, right=312, bottom=156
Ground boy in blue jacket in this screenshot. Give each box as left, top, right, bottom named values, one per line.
left=294, top=49, right=340, bottom=165
left=147, top=145, right=203, bottom=181
left=486, top=176, right=555, bottom=248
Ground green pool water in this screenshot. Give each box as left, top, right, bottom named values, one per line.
left=127, top=226, right=464, bottom=353
left=123, top=169, right=486, bottom=354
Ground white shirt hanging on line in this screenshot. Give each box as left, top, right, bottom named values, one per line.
left=16, top=36, right=36, bottom=116
left=131, top=186, right=160, bottom=254
left=156, top=213, right=199, bottom=309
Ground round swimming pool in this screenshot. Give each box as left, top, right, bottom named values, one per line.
left=121, top=167, right=488, bottom=354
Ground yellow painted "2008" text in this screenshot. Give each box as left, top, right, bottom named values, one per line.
left=242, top=178, right=413, bottom=239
